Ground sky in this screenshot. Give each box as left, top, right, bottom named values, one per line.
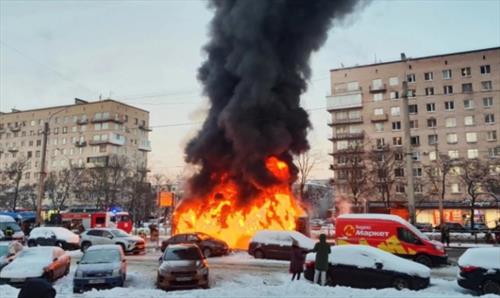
left=1, top=0, right=499, bottom=180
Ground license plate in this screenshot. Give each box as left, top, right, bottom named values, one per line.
left=10, top=278, right=25, bottom=283
left=176, top=276, right=192, bottom=281
left=88, top=279, right=106, bottom=284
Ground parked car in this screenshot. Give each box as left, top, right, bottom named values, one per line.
left=157, top=243, right=209, bottom=291
left=0, top=241, right=23, bottom=271
left=28, top=227, right=80, bottom=250
left=336, top=214, right=447, bottom=267
left=434, top=222, right=466, bottom=232
left=304, top=245, right=430, bottom=290
left=73, top=245, right=127, bottom=293
left=0, top=215, right=25, bottom=244
left=457, top=247, right=500, bottom=295
left=161, top=232, right=229, bottom=257
left=0, top=246, right=70, bottom=287
left=415, top=223, right=433, bottom=233
left=80, top=228, right=145, bottom=254
left=248, top=230, right=315, bottom=260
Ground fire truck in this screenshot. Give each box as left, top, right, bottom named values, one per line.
left=60, top=207, right=133, bottom=234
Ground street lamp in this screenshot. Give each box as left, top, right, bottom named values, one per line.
left=36, top=108, right=68, bottom=225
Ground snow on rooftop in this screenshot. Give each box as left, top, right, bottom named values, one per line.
left=458, top=247, right=500, bottom=270
left=251, top=230, right=315, bottom=250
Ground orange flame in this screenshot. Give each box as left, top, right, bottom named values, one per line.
left=174, top=157, right=305, bottom=249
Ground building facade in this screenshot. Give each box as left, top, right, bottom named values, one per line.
left=0, top=99, right=151, bottom=186
left=327, top=47, right=499, bottom=226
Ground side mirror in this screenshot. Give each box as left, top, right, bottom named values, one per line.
left=375, top=262, right=383, bottom=270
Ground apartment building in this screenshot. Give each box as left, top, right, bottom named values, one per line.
left=0, top=99, right=151, bottom=186
left=327, top=47, right=499, bottom=224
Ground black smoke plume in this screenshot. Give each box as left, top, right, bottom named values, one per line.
left=185, top=0, right=363, bottom=203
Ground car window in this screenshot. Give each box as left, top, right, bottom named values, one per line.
left=102, top=231, right=113, bottom=238
left=86, top=230, right=101, bottom=237
left=164, top=247, right=202, bottom=261
left=397, top=228, right=421, bottom=245
left=186, top=235, right=199, bottom=242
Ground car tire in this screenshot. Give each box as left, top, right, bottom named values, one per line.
left=203, top=248, right=212, bottom=258
left=81, top=241, right=92, bottom=252
left=414, top=255, right=432, bottom=268
left=254, top=249, right=265, bottom=259
left=393, top=277, right=410, bottom=290
left=27, top=240, right=36, bottom=247
left=483, top=280, right=500, bottom=295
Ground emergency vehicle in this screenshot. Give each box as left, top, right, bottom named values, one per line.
left=335, top=213, right=447, bottom=267
left=61, top=209, right=133, bottom=233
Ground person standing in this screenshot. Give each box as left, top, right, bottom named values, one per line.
left=289, top=240, right=306, bottom=281
left=440, top=224, right=450, bottom=247
left=313, top=234, right=330, bottom=286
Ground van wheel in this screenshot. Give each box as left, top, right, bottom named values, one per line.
left=414, top=255, right=432, bottom=267
left=254, top=249, right=264, bottom=259
left=81, top=242, right=91, bottom=252
left=483, top=280, right=500, bottom=295
left=393, top=277, right=409, bottom=290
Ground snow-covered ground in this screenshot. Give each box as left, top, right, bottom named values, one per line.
left=0, top=250, right=493, bottom=298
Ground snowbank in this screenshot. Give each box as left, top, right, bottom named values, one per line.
left=306, top=245, right=430, bottom=278
left=458, top=247, right=500, bottom=270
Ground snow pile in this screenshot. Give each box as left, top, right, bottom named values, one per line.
left=306, top=245, right=430, bottom=278
left=251, top=230, right=315, bottom=249
left=458, top=247, right=500, bottom=270
left=29, top=227, right=80, bottom=243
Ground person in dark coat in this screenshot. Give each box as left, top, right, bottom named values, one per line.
left=440, top=224, right=450, bottom=247
left=313, top=233, right=331, bottom=286
left=289, top=240, right=306, bottom=281
left=18, top=278, right=56, bottom=298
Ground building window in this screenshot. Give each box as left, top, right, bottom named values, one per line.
left=36, top=140, right=41, bottom=146
left=410, top=136, right=420, bottom=146
left=390, top=91, right=399, bottom=99
left=487, top=131, right=497, bottom=141
left=445, top=117, right=456, bottom=128
left=429, top=151, right=437, bottom=161
left=373, top=93, right=384, bottom=101
left=480, top=65, right=491, bottom=74
left=461, top=67, right=471, bottom=77
left=409, top=104, right=418, bottom=114
left=467, top=149, right=479, bottom=159
left=407, top=89, right=416, bottom=97
left=427, top=118, right=437, bottom=128
left=395, top=152, right=404, bottom=161
left=409, top=120, right=418, bottom=129
left=464, top=115, right=475, bottom=126
left=407, top=74, right=416, bottom=83
left=464, top=99, right=474, bottom=109
left=425, top=87, right=434, bottom=96
left=444, top=101, right=454, bottom=111
left=426, top=103, right=436, bottom=112
left=412, top=151, right=420, bottom=161
left=443, top=85, right=453, bottom=95
left=485, top=114, right=495, bottom=124
left=413, top=168, right=423, bottom=177
left=374, top=123, right=384, bottom=132
left=481, top=81, right=492, bottom=91
left=415, top=184, right=423, bottom=193
left=466, top=132, right=477, bottom=143
left=72, top=126, right=77, bottom=133
left=337, top=140, right=348, bottom=150
left=376, top=138, right=385, bottom=149
left=62, top=127, right=67, bottom=134
left=448, top=150, right=459, bottom=159
left=451, top=183, right=460, bottom=193
left=393, top=137, right=402, bottom=146
left=489, top=147, right=500, bottom=158
left=391, top=107, right=400, bottom=116
left=395, top=168, right=404, bottom=177
left=396, top=184, right=405, bottom=193
left=424, top=72, right=433, bottom=81
left=483, top=97, right=493, bottom=108
left=374, top=108, right=384, bottom=115
left=428, top=134, right=438, bottom=145
left=392, top=121, right=402, bottom=131
left=442, top=69, right=452, bottom=80
left=446, top=133, right=458, bottom=144
left=95, top=123, right=101, bottom=130
left=462, top=83, right=473, bottom=93
left=389, top=77, right=399, bottom=86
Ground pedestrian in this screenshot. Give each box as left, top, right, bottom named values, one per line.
left=312, top=233, right=330, bottom=286
left=440, top=224, right=450, bottom=247
left=18, top=278, right=56, bottom=298
left=289, top=239, right=306, bottom=281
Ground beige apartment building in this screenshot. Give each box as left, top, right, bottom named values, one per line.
left=327, top=47, right=499, bottom=225
left=0, top=99, right=151, bottom=186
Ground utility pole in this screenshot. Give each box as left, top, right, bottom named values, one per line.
left=36, top=122, right=49, bottom=225
left=401, top=53, right=416, bottom=224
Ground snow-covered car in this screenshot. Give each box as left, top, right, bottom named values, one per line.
left=157, top=243, right=209, bottom=291
left=0, top=241, right=23, bottom=271
left=0, top=215, right=25, bottom=243
left=305, top=245, right=430, bottom=290
left=0, top=246, right=70, bottom=287
left=248, top=230, right=315, bottom=260
left=161, top=232, right=229, bottom=257
left=80, top=228, right=145, bottom=254
left=457, top=247, right=500, bottom=295
left=73, top=245, right=127, bottom=293
left=27, top=227, right=80, bottom=250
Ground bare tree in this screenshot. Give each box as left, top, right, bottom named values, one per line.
left=125, top=166, right=151, bottom=224
left=19, top=184, right=38, bottom=210
left=296, top=152, right=316, bottom=200
left=367, top=146, right=402, bottom=210
left=3, top=157, right=29, bottom=210
left=45, top=166, right=85, bottom=210
left=424, top=154, right=455, bottom=226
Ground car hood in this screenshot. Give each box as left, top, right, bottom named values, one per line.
left=0, top=259, right=48, bottom=278
left=78, top=262, right=120, bottom=272
left=159, top=260, right=200, bottom=272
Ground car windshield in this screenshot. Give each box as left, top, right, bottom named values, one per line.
left=81, top=249, right=120, bottom=264
left=164, top=247, right=202, bottom=261
left=110, top=229, right=130, bottom=237
left=0, top=222, right=21, bottom=232
left=19, top=248, right=52, bottom=260
left=0, top=246, right=8, bottom=257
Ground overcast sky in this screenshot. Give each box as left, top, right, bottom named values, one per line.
left=1, top=0, right=499, bottom=179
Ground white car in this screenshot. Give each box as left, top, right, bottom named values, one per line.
left=80, top=228, right=145, bottom=254
left=28, top=227, right=80, bottom=250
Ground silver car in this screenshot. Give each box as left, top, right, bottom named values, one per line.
left=80, top=228, right=145, bottom=254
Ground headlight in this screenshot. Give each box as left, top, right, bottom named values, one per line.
left=112, top=269, right=120, bottom=276
left=198, top=267, right=208, bottom=275
left=75, top=270, right=83, bottom=278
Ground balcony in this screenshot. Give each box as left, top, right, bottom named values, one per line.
left=91, top=115, right=124, bottom=124
left=329, top=148, right=365, bottom=156
left=329, top=132, right=364, bottom=141
left=9, top=125, right=21, bottom=132
left=74, top=141, right=87, bottom=147
left=8, top=147, right=18, bottom=152
left=370, top=113, right=388, bottom=122
left=326, top=93, right=362, bottom=111
left=138, top=124, right=152, bottom=132
left=138, top=140, right=152, bottom=152
left=89, top=134, right=126, bottom=146
left=77, top=118, right=89, bottom=125
left=332, top=86, right=362, bottom=95
left=330, top=163, right=365, bottom=170
left=369, top=84, right=387, bottom=93
left=328, top=117, right=363, bottom=126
